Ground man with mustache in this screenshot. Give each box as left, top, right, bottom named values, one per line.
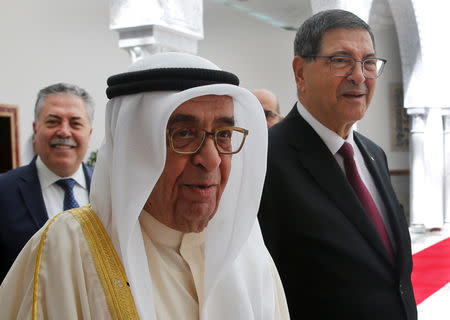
left=258, top=9, right=417, bottom=319
left=0, top=83, right=94, bottom=283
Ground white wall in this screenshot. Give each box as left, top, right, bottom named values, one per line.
left=0, top=0, right=407, bottom=170
left=201, top=0, right=297, bottom=114
left=0, top=0, right=130, bottom=163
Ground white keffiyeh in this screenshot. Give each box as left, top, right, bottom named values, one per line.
left=90, top=52, right=273, bottom=319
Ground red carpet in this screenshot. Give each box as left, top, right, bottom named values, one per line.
left=411, top=237, right=450, bottom=305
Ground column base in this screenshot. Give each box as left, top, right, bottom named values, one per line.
left=409, top=224, right=427, bottom=234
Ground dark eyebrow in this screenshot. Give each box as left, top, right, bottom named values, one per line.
left=167, top=114, right=197, bottom=127
left=330, top=51, right=376, bottom=59
left=216, top=116, right=235, bottom=126
left=46, top=114, right=62, bottom=120
left=46, top=114, right=84, bottom=122
left=167, top=114, right=235, bottom=127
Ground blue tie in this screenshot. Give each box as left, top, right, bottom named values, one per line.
left=56, top=178, right=80, bottom=211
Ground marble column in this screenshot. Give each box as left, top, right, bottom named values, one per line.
left=407, top=108, right=427, bottom=229
left=408, top=107, right=446, bottom=230
left=109, top=0, right=203, bottom=62
left=444, top=109, right=450, bottom=224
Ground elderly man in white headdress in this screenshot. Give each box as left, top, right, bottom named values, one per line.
left=0, top=52, right=290, bottom=320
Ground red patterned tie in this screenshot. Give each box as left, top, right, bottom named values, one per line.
left=338, top=142, right=393, bottom=261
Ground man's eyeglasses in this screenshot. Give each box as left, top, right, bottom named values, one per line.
left=304, top=55, right=387, bottom=79
left=167, top=126, right=249, bottom=155
left=264, top=109, right=281, bottom=119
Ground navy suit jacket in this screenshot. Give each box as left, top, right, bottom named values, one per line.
left=258, top=106, right=417, bottom=320
left=0, top=157, right=93, bottom=283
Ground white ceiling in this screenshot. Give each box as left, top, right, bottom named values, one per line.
left=209, top=0, right=313, bottom=31
left=208, top=0, right=394, bottom=31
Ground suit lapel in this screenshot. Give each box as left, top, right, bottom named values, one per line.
left=19, top=161, right=93, bottom=228
left=284, top=108, right=393, bottom=264
left=17, top=159, right=49, bottom=228
left=82, top=163, right=93, bottom=193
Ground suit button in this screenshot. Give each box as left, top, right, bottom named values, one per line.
left=399, top=284, right=404, bottom=295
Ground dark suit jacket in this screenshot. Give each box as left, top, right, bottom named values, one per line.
left=0, top=157, right=93, bottom=283
left=258, top=106, right=417, bottom=320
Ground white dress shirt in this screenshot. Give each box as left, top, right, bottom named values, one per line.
left=296, top=101, right=395, bottom=244
left=36, top=156, right=89, bottom=218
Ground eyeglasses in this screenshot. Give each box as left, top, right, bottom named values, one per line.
left=264, top=109, right=281, bottom=119
left=167, top=126, right=249, bottom=155
left=304, top=55, right=387, bottom=79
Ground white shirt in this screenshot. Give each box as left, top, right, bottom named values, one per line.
left=296, top=101, right=395, bottom=244
left=36, top=156, right=89, bottom=218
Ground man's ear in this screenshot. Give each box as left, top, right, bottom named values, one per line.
left=32, top=122, right=37, bottom=143
left=292, top=56, right=306, bottom=94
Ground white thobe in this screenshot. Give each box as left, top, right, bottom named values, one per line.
left=0, top=211, right=290, bottom=319
left=139, top=210, right=289, bottom=319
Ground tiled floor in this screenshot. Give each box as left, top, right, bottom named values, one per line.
left=410, top=225, right=450, bottom=320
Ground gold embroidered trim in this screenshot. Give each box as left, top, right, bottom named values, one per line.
left=32, top=211, right=65, bottom=320
left=71, top=205, right=140, bottom=320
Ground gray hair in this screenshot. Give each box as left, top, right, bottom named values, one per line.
left=34, top=83, right=94, bottom=124
left=294, top=9, right=375, bottom=61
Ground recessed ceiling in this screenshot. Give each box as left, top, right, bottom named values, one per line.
left=209, top=0, right=394, bottom=30
left=211, top=0, right=312, bottom=31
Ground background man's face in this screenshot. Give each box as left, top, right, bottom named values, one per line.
left=145, top=95, right=233, bottom=233
left=33, top=94, right=92, bottom=177
left=253, top=89, right=282, bottom=128
left=294, top=28, right=376, bottom=137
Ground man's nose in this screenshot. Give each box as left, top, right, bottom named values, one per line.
left=56, top=122, right=71, bottom=137
left=347, top=61, right=366, bottom=85
left=192, top=136, right=221, bottom=170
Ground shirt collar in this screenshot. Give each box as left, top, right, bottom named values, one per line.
left=296, top=100, right=356, bottom=155
left=36, top=156, right=87, bottom=189
left=139, top=209, right=205, bottom=250
left=140, top=209, right=184, bottom=249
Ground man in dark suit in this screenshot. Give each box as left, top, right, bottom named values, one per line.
left=0, top=83, right=94, bottom=282
left=258, top=9, right=417, bottom=320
